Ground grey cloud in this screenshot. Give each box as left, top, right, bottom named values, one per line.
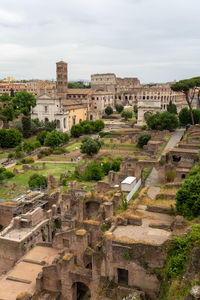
left=0, top=0, right=199, bottom=82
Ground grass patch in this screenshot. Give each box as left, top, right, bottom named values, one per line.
left=39, top=156, right=72, bottom=162
left=0, top=151, right=8, bottom=160
left=65, top=142, right=81, bottom=152
left=0, top=162, right=76, bottom=200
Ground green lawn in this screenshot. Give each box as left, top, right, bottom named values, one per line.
left=0, top=162, right=76, bottom=200
left=0, top=151, right=8, bottom=160
left=39, top=155, right=72, bottom=162
left=65, top=142, right=81, bottom=152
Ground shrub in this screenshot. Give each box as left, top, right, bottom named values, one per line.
left=37, top=131, right=48, bottom=145
left=83, top=160, right=104, bottom=181
left=121, top=110, right=133, bottom=121
left=115, top=104, right=124, bottom=113
left=0, top=169, right=14, bottom=181
left=21, top=157, right=35, bottom=164
left=176, top=167, right=200, bottom=219
left=93, top=120, right=104, bottom=132
left=15, top=151, right=24, bottom=159
left=111, top=159, right=121, bottom=172
left=0, top=128, right=22, bottom=148
left=105, top=106, right=113, bottom=115
left=44, top=130, right=68, bottom=147
left=3, top=170, right=14, bottom=178
left=80, top=137, right=102, bottom=156
left=147, top=111, right=179, bottom=131
left=37, top=153, right=43, bottom=159
left=70, top=124, right=83, bottom=137
left=165, top=170, right=176, bottom=182
left=141, top=125, right=147, bottom=130
left=8, top=153, right=14, bottom=159
left=28, top=174, right=47, bottom=190
left=167, top=100, right=177, bottom=114
left=137, top=133, right=151, bottom=148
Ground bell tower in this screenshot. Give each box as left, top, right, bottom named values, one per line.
left=56, top=61, right=68, bottom=98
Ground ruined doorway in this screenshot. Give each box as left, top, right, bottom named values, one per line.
left=72, top=282, right=91, bottom=300
left=85, top=201, right=100, bottom=219
left=117, top=268, right=128, bottom=285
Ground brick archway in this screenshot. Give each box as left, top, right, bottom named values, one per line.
left=72, top=282, right=91, bottom=300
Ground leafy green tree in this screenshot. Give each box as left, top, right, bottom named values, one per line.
left=10, top=88, right=15, bottom=98
left=0, top=93, right=11, bottom=102
left=176, top=166, right=200, bottom=219
left=121, top=110, right=133, bottom=121
left=22, top=116, right=32, bottom=138
left=44, top=130, right=68, bottom=147
left=192, top=109, right=200, bottom=124
left=134, top=105, right=138, bottom=114
left=83, top=161, right=104, bottom=181
left=102, top=161, right=112, bottom=175
left=167, top=100, right=177, bottom=114
left=178, top=107, right=200, bottom=125
left=0, top=128, right=22, bottom=148
left=111, top=158, right=121, bottom=172
left=82, top=123, right=93, bottom=134
left=178, top=107, right=191, bottom=125
left=146, top=111, right=178, bottom=131
left=44, top=120, right=56, bottom=132
left=28, top=174, right=47, bottom=190
left=171, top=77, right=200, bottom=125
left=105, top=106, right=113, bottom=115
left=115, top=104, right=124, bottom=113
left=71, top=124, right=83, bottom=137
left=12, top=91, right=36, bottom=114
left=2, top=105, right=15, bottom=122
left=80, top=136, right=102, bottom=156
left=137, top=133, right=151, bottom=148
left=93, top=120, right=104, bottom=132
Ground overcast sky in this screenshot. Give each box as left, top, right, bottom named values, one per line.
left=0, top=0, right=199, bottom=83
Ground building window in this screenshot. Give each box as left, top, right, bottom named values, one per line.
left=44, top=106, right=48, bottom=113
left=73, top=116, right=76, bottom=125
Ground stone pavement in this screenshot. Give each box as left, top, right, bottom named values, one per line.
left=0, top=246, right=59, bottom=300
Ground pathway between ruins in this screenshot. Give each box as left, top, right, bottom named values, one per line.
left=145, top=128, right=185, bottom=187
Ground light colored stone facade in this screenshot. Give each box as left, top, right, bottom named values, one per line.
left=31, top=94, right=69, bottom=132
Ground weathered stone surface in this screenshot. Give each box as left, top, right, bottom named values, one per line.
left=171, top=215, right=187, bottom=230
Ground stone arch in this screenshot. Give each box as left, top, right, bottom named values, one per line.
left=44, top=117, right=49, bottom=123
left=72, top=282, right=91, bottom=300
left=144, top=111, right=152, bottom=121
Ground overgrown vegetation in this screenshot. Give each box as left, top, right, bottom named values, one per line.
left=28, top=174, right=47, bottom=190
left=146, top=111, right=178, bottom=131
left=137, top=133, right=151, bottom=148
left=176, top=164, right=200, bottom=219
left=70, top=120, right=104, bottom=137
left=158, top=224, right=200, bottom=299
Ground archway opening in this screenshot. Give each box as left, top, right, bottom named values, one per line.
left=72, top=282, right=91, bottom=300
